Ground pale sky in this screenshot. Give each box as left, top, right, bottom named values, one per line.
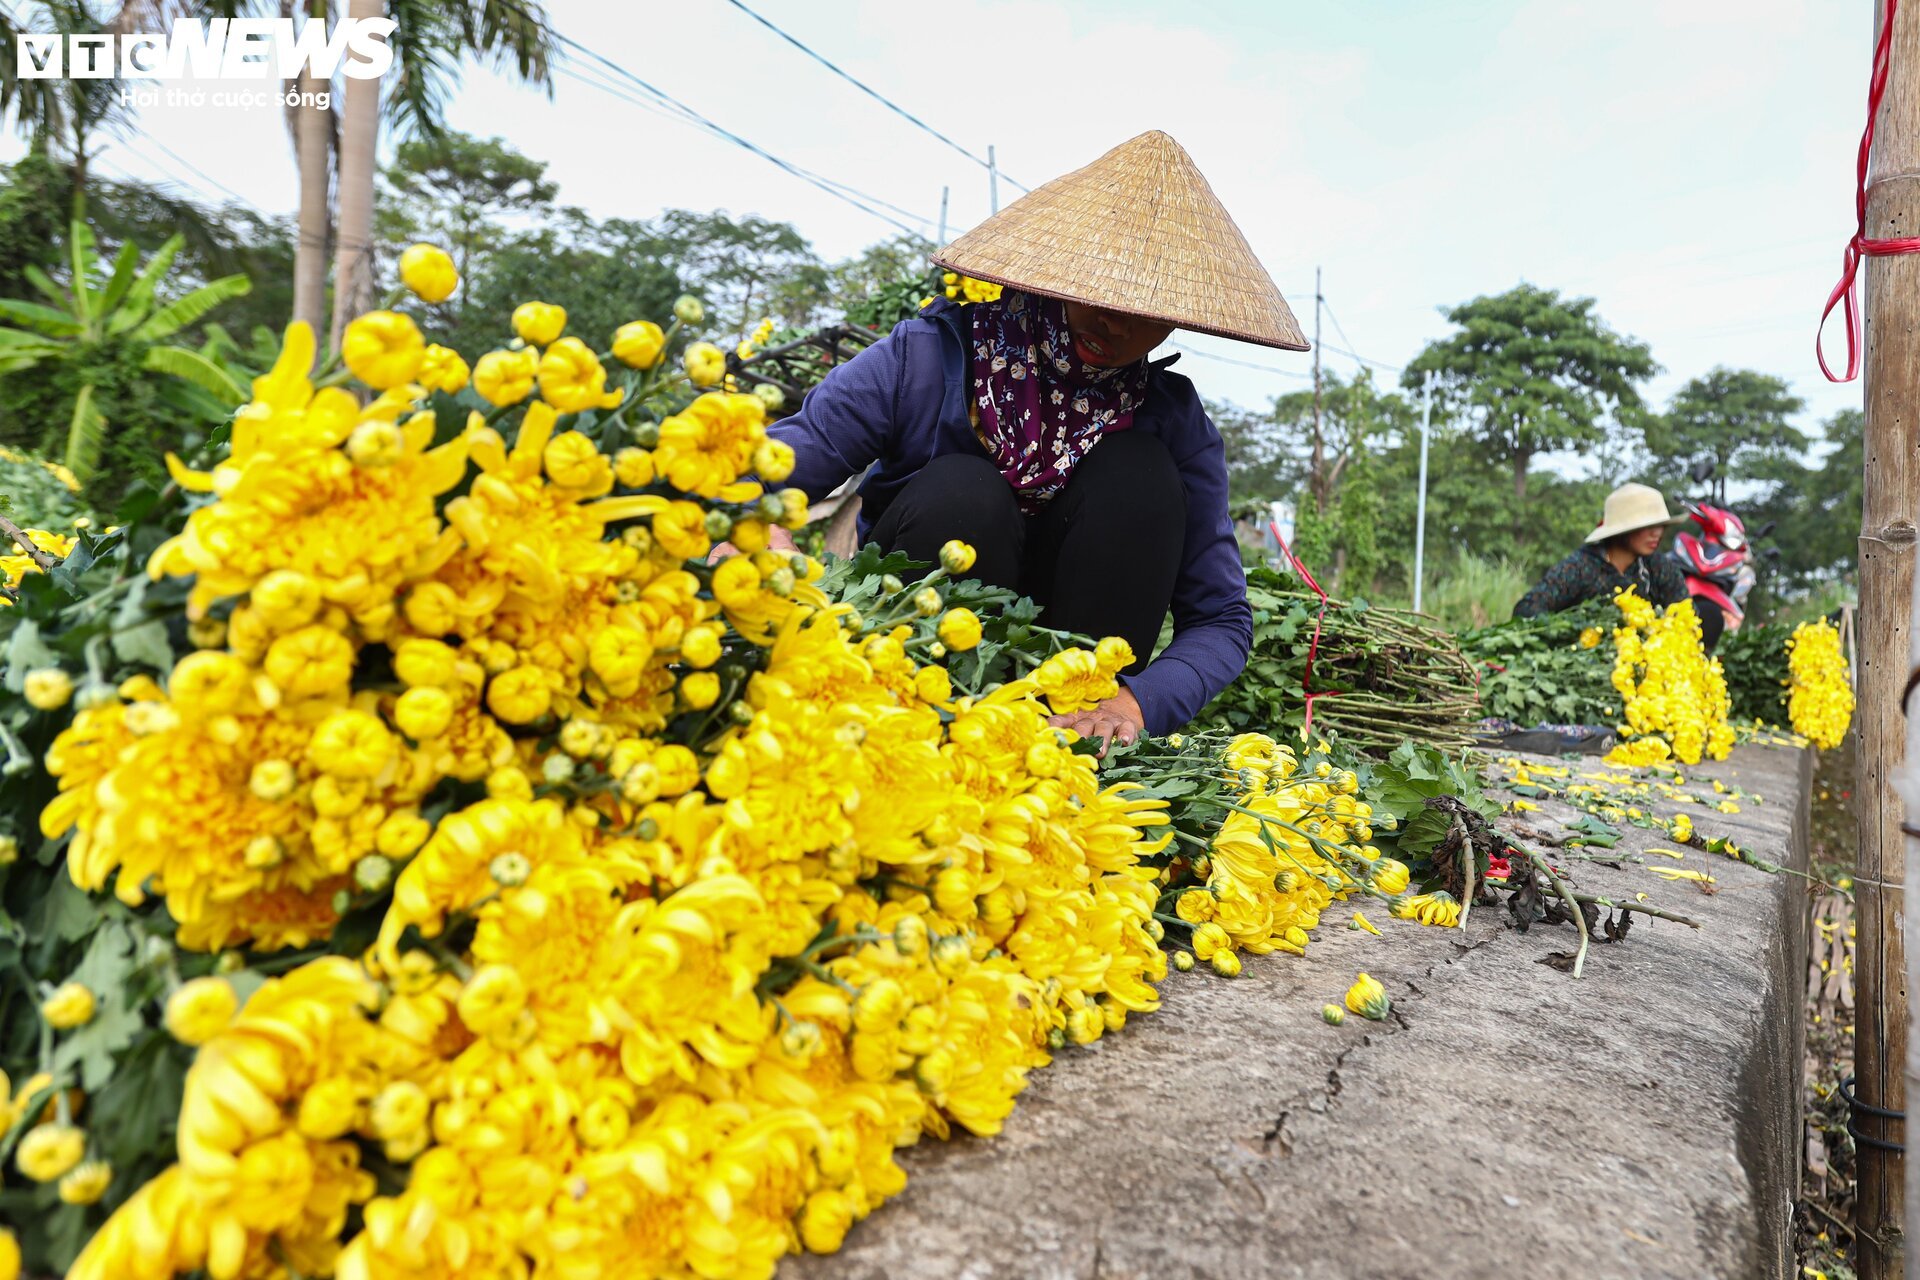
left=26, top=0, right=1873, bottom=461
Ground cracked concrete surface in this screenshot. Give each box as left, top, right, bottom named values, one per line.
left=787, top=744, right=1812, bottom=1280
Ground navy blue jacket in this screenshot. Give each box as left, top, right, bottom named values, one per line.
left=767, top=298, right=1252, bottom=736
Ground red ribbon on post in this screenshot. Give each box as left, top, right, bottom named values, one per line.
left=1270, top=521, right=1338, bottom=741
left=1818, top=0, right=1920, bottom=382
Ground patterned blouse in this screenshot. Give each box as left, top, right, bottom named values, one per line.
left=1511, top=543, right=1689, bottom=618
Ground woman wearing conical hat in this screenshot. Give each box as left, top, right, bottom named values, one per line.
left=766, top=131, right=1307, bottom=747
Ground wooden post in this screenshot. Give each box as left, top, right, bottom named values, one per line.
left=1861, top=2, right=1920, bottom=1273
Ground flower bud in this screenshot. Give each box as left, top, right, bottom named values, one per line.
left=489, top=852, right=531, bottom=887
left=780, top=1019, right=823, bottom=1058
left=672, top=294, right=705, bottom=324
left=1344, top=972, right=1391, bottom=1021
left=354, top=854, right=394, bottom=893
left=892, top=915, right=929, bottom=958
left=938, top=540, right=977, bottom=574
left=930, top=934, right=971, bottom=976
left=23, top=668, right=72, bottom=711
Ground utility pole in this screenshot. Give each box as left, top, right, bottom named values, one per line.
left=1310, top=266, right=1324, bottom=513
left=1860, top=0, right=1919, bottom=1273
left=937, top=185, right=949, bottom=246
left=988, top=146, right=1000, bottom=214
left=1413, top=371, right=1433, bottom=614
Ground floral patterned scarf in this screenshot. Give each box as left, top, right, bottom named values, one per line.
left=969, top=291, right=1152, bottom=512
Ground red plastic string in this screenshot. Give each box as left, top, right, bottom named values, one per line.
left=1270, top=521, right=1338, bottom=741
left=1818, top=0, right=1920, bottom=382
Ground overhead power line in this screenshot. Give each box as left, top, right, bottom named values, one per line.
left=556, top=63, right=929, bottom=233
left=546, top=39, right=925, bottom=238
left=1320, top=340, right=1403, bottom=374
left=131, top=129, right=252, bottom=205
left=718, top=0, right=1027, bottom=194
left=1322, top=295, right=1358, bottom=358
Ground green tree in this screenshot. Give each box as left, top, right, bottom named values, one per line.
left=1643, top=367, right=1806, bottom=501
left=1404, top=283, right=1656, bottom=506
left=646, top=209, right=824, bottom=340
left=0, top=222, right=249, bottom=487
left=1211, top=397, right=1296, bottom=504
left=821, top=234, right=935, bottom=330
left=0, top=148, right=74, bottom=299
left=1745, top=407, right=1862, bottom=597
left=375, top=130, right=559, bottom=329
left=1335, top=444, right=1381, bottom=596
left=1269, top=368, right=1408, bottom=514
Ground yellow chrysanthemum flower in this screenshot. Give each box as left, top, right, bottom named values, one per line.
left=398, top=243, right=457, bottom=303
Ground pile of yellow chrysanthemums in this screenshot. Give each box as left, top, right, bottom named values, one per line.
left=1603, top=590, right=1735, bottom=768
left=1786, top=619, right=1854, bottom=751
left=1156, top=732, right=1457, bottom=979
left=3, top=248, right=1430, bottom=1280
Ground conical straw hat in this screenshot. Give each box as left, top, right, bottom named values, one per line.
left=932, top=131, right=1307, bottom=351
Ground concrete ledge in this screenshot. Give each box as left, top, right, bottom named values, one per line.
left=789, top=744, right=1812, bottom=1280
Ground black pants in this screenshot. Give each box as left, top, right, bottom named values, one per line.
left=869, top=433, right=1186, bottom=674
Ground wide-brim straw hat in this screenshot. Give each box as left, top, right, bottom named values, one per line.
left=931, top=131, right=1308, bottom=351
left=1585, top=483, right=1687, bottom=544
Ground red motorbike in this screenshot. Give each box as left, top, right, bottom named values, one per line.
left=1668, top=461, right=1772, bottom=650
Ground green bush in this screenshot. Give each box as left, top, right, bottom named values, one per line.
left=0, top=445, right=85, bottom=527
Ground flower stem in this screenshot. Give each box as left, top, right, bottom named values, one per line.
left=1526, top=848, right=1588, bottom=978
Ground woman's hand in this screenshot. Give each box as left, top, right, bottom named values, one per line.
left=708, top=524, right=797, bottom=564
left=1048, top=687, right=1146, bottom=757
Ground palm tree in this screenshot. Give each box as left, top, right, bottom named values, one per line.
left=0, top=0, right=146, bottom=217
left=288, top=0, right=334, bottom=341
left=0, top=220, right=250, bottom=482
left=327, top=0, right=553, bottom=348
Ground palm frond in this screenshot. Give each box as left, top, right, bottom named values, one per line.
left=22, top=263, right=67, bottom=308
left=380, top=0, right=458, bottom=139
left=62, top=382, right=105, bottom=484
left=466, top=0, right=554, bottom=91
left=109, top=233, right=184, bottom=333
left=0, top=300, right=81, bottom=335
left=133, top=273, right=251, bottom=340
left=97, top=238, right=139, bottom=313
left=143, top=343, right=247, bottom=405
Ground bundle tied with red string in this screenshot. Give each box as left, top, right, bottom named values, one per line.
left=1196, top=541, right=1482, bottom=756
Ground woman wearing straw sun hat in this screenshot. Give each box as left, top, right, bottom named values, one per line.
left=1511, top=482, right=1692, bottom=621
left=760, top=131, right=1305, bottom=749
